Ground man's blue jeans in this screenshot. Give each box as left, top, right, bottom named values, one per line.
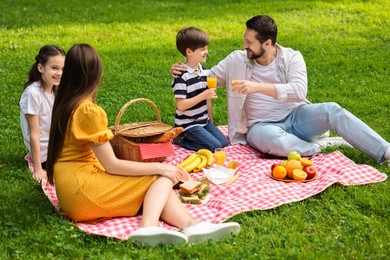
left=173, top=121, right=229, bottom=151
left=247, top=102, right=389, bottom=163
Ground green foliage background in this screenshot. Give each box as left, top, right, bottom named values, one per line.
left=0, top=0, right=389, bottom=259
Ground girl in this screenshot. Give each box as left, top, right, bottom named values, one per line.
left=46, top=43, right=240, bottom=245
left=20, top=45, right=66, bottom=183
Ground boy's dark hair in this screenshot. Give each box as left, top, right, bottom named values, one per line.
left=176, top=27, right=209, bottom=57
left=246, top=15, right=278, bottom=45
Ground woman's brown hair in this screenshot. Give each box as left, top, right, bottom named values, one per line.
left=46, top=44, right=103, bottom=185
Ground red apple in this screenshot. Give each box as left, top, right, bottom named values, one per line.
left=303, top=165, right=316, bottom=179
left=270, top=163, right=280, bottom=172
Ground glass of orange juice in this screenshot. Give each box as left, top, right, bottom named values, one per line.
left=214, top=148, right=226, bottom=166
left=231, top=74, right=241, bottom=91
left=207, top=76, right=217, bottom=89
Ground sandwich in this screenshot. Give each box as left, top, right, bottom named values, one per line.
left=179, top=179, right=210, bottom=204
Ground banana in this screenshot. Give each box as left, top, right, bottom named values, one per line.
left=197, top=149, right=213, bottom=166
left=183, top=156, right=201, bottom=173
left=195, top=155, right=208, bottom=171
left=178, top=153, right=198, bottom=168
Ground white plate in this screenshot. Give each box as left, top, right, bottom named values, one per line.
left=203, top=166, right=238, bottom=185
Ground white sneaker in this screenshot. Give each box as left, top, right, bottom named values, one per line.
left=129, top=226, right=187, bottom=246
left=183, top=222, right=240, bottom=244
left=311, top=136, right=352, bottom=148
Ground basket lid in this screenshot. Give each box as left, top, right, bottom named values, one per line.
left=112, top=121, right=172, bottom=137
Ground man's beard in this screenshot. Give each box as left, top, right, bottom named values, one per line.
left=246, top=46, right=265, bottom=60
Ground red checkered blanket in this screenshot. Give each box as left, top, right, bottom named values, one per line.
left=32, top=126, right=387, bottom=240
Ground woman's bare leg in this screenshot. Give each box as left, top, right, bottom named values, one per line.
left=140, top=176, right=197, bottom=228
left=140, top=176, right=171, bottom=227
left=160, top=190, right=198, bottom=229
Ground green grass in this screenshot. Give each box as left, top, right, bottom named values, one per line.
left=1, top=0, right=389, bottom=258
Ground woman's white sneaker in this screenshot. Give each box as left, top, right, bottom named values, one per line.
left=129, top=226, right=187, bottom=246
left=183, top=222, right=240, bottom=244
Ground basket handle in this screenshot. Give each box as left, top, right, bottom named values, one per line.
left=114, top=98, right=162, bottom=133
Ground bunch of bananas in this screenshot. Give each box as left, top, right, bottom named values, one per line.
left=178, top=149, right=213, bottom=173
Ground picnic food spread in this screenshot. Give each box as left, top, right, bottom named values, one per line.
left=176, top=148, right=242, bottom=203
left=271, top=151, right=318, bottom=182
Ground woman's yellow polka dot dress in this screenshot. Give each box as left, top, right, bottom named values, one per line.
left=54, top=100, right=156, bottom=223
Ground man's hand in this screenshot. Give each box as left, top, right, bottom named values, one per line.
left=232, top=80, right=276, bottom=98
left=171, top=62, right=187, bottom=78
left=232, top=80, right=259, bottom=94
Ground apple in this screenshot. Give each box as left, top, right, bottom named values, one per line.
left=303, top=165, right=316, bottom=179
left=280, top=160, right=288, bottom=167
left=288, top=151, right=301, bottom=161
left=270, top=163, right=279, bottom=172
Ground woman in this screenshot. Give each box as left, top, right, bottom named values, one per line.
left=46, top=43, right=240, bottom=246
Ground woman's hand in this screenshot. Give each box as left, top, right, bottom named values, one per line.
left=157, top=163, right=183, bottom=185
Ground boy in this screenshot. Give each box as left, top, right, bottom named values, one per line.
left=171, top=27, right=228, bottom=151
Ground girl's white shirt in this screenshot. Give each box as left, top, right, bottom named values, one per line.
left=20, top=81, right=55, bottom=162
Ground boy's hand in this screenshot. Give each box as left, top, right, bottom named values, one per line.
left=203, top=88, right=218, bottom=100
left=171, top=62, right=187, bottom=78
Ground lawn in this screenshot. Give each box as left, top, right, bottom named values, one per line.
left=1, top=0, right=389, bottom=259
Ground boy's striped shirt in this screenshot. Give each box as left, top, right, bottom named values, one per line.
left=171, top=65, right=210, bottom=130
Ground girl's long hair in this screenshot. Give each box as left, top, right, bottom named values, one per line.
left=25, top=45, right=65, bottom=90
left=46, top=44, right=103, bottom=185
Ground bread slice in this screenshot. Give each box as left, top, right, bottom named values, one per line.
left=180, top=195, right=202, bottom=204
left=197, top=183, right=210, bottom=199
left=179, top=179, right=202, bottom=195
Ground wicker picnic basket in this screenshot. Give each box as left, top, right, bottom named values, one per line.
left=109, top=98, right=172, bottom=162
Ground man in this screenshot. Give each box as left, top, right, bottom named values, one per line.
left=171, top=15, right=390, bottom=165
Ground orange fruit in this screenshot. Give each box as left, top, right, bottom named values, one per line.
left=300, top=158, right=313, bottom=167
left=272, top=166, right=287, bottom=179
left=293, top=169, right=307, bottom=181
left=227, top=160, right=239, bottom=169
left=285, top=160, right=304, bottom=179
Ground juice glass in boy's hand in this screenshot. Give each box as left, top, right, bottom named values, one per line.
left=207, top=76, right=217, bottom=89
left=214, top=148, right=226, bottom=166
